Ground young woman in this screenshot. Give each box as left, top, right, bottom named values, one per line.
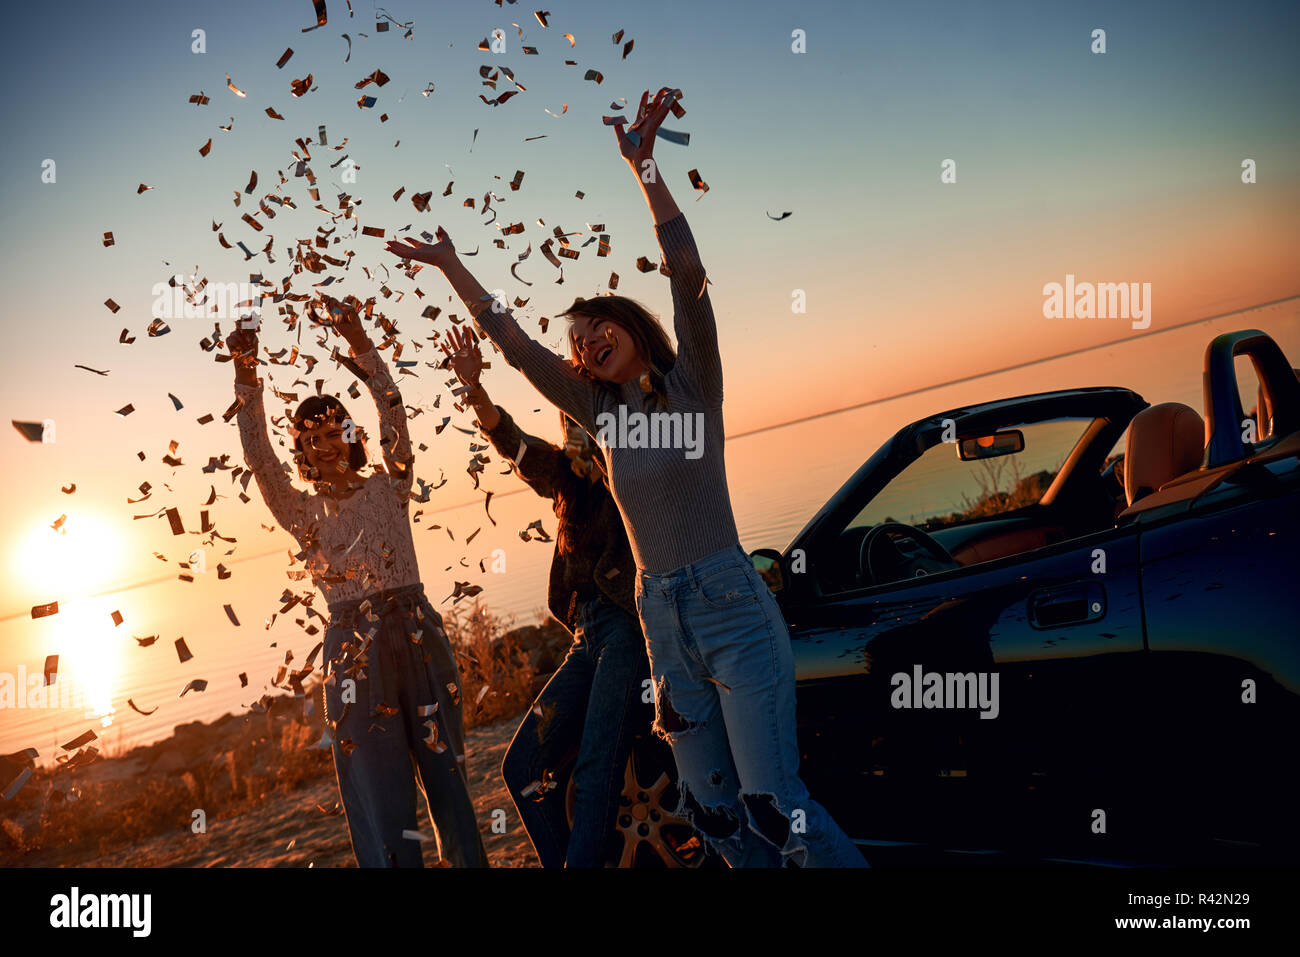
left=387, top=89, right=864, bottom=867
left=438, top=324, right=654, bottom=867
left=227, top=296, right=488, bottom=868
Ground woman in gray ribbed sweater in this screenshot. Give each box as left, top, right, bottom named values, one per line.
left=388, top=88, right=864, bottom=867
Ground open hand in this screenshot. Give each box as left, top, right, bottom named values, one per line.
left=318, top=294, right=369, bottom=346
left=615, top=87, right=680, bottom=168
left=386, top=226, right=456, bottom=270
left=440, top=324, right=483, bottom=387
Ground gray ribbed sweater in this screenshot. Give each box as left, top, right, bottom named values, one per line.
left=471, top=213, right=738, bottom=573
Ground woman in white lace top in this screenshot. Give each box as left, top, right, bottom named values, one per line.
left=228, top=297, right=487, bottom=867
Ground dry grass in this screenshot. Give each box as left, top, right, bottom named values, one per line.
left=441, top=598, right=545, bottom=729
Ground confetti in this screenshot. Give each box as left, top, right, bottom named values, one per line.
left=115, top=404, right=135, bottom=417
left=199, top=138, right=213, bottom=157
left=74, top=364, right=109, bottom=375
left=111, top=610, right=124, bottom=627
left=104, top=298, right=120, bottom=313
left=179, top=679, right=208, bottom=697
left=61, top=729, right=97, bottom=751
left=688, top=168, right=710, bottom=197
left=224, top=604, right=241, bottom=626
left=276, top=48, right=295, bottom=68
left=767, top=211, right=793, bottom=221
left=43, top=655, right=57, bottom=686
left=61, top=483, right=75, bottom=494
left=127, top=698, right=158, bottom=716
left=11, top=421, right=44, bottom=442
left=175, top=637, right=193, bottom=663
left=225, top=73, right=247, bottom=97
left=102, top=231, right=114, bottom=247
left=534, top=10, right=550, bottom=27
left=165, top=507, right=184, bottom=535
left=302, top=0, right=327, bottom=32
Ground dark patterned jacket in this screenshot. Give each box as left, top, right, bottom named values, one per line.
left=484, top=406, right=637, bottom=631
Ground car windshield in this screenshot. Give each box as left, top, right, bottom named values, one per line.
left=849, top=417, right=1096, bottom=532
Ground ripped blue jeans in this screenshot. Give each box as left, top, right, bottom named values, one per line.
left=322, top=582, right=488, bottom=867
left=635, top=544, right=867, bottom=868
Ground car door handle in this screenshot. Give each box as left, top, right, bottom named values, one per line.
left=1027, top=582, right=1105, bottom=629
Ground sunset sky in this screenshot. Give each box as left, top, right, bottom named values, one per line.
left=1, top=0, right=1297, bottom=754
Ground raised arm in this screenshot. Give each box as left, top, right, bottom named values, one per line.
left=386, top=231, right=599, bottom=434
left=228, top=327, right=310, bottom=535
left=322, top=295, right=416, bottom=499
left=441, top=325, right=571, bottom=501
left=615, top=88, right=722, bottom=402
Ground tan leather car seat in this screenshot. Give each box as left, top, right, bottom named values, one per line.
left=1124, top=402, right=1206, bottom=506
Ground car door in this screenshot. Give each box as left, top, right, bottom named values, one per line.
left=1135, top=456, right=1300, bottom=862
left=784, top=523, right=1147, bottom=862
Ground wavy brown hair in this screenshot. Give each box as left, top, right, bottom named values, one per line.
left=560, top=296, right=676, bottom=403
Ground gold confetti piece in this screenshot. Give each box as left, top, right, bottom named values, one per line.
left=357, top=95, right=377, bottom=109
left=175, top=637, right=193, bottom=663
left=265, top=106, right=285, bottom=120
left=302, top=0, right=327, bottom=31
left=75, top=364, right=109, bottom=375
left=224, top=603, right=241, bottom=626
left=137, top=183, right=154, bottom=194
left=199, top=138, right=212, bottom=157
left=623, top=39, right=634, bottom=59
left=104, top=298, right=120, bottom=313
left=115, top=403, right=135, bottom=417
left=362, top=225, right=385, bottom=237
left=179, top=678, right=208, bottom=697
left=164, top=507, right=184, bottom=534
left=535, top=10, right=550, bottom=27
left=688, top=168, right=709, bottom=196
left=43, top=655, right=57, bottom=686
left=583, top=69, right=603, bottom=84
left=61, top=729, right=97, bottom=751
left=290, top=74, right=313, bottom=97
left=111, top=610, right=124, bottom=627
left=766, top=211, right=793, bottom=221
left=276, top=47, right=294, bottom=68
left=61, top=483, right=75, bottom=494
left=102, top=231, right=114, bottom=247
left=612, top=29, right=624, bottom=44
left=402, top=829, right=431, bottom=842
left=225, top=73, right=247, bottom=97
left=147, top=318, right=171, bottom=337
left=134, top=634, right=158, bottom=647
left=188, top=92, right=209, bottom=106
left=31, top=601, right=59, bottom=619
left=127, top=698, right=158, bottom=716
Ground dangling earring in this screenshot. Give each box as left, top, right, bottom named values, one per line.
left=639, top=370, right=653, bottom=393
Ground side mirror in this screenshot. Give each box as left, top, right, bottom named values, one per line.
left=957, top=429, right=1024, bottom=461
left=750, top=549, right=784, bottom=594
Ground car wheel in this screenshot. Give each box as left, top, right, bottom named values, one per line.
left=565, top=734, right=715, bottom=868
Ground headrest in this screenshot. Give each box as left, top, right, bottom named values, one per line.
left=1124, top=402, right=1205, bottom=506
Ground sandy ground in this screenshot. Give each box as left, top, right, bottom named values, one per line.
left=4, top=713, right=540, bottom=868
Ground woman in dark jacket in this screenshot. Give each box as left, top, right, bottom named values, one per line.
left=441, top=324, right=652, bottom=867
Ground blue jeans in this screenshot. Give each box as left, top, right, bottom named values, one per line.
left=635, top=544, right=868, bottom=868
left=501, top=593, right=653, bottom=867
left=322, top=583, right=488, bottom=867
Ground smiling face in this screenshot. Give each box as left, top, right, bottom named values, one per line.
left=303, top=419, right=352, bottom=477
left=568, top=313, right=648, bottom=384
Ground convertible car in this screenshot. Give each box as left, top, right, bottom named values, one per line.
left=560, top=329, right=1299, bottom=867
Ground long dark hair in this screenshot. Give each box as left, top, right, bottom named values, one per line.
left=290, top=395, right=369, bottom=483
left=560, top=296, right=676, bottom=403
left=553, top=411, right=606, bottom=558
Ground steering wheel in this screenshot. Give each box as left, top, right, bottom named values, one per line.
left=857, top=522, right=962, bottom=587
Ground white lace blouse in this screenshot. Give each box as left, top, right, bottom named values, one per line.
left=234, top=345, right=421, bottom=606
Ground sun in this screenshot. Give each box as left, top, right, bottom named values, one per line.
left=17, top=512, right=125, bottom=599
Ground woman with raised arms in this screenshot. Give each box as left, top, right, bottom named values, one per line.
left=228, top=296, right=487, bottom=868
left=387, top=89, right=863, bottom=867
